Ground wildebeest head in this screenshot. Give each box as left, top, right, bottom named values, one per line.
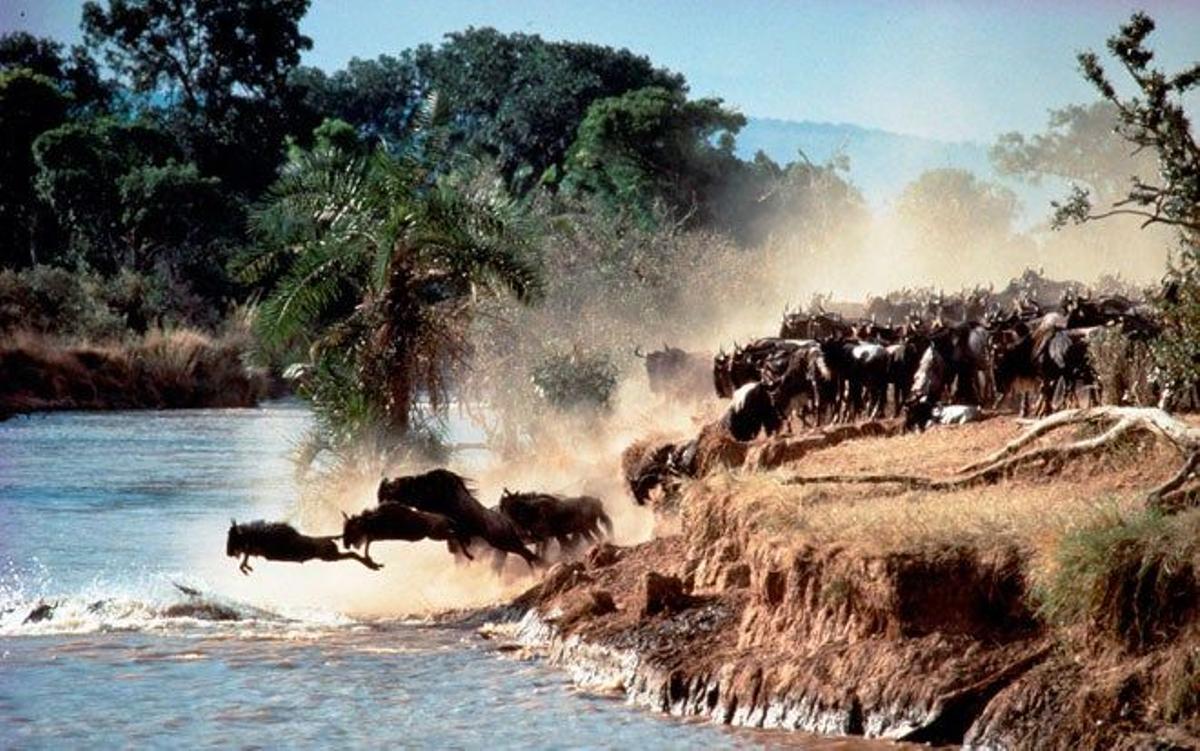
left=226, top=520, right=242, bottom=557
left=903, top=396, right=937, bottom=432
left=341, top=511, right=366, bottom=550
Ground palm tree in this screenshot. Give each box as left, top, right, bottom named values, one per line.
left=240, top=111, right=540, bottom=448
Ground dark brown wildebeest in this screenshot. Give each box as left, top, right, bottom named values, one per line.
left=226, top=520, right=381, bottom=575
left=714, top=338, right=814, bottom=399
left=636, top=345, right=712, bottom=401
left=498, top=490, right=613, bottom=557
left=377, top=469, right=541, bottom=569
left=341, top=504, right=473, bottom=560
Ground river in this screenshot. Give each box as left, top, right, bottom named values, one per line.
left=0, top=403, right=884, bottom=750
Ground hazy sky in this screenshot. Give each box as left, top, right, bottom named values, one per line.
left=4, top=1, right=1198, bottom=143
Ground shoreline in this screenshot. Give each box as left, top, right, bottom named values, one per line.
left=470, top=416, right=1200, bottom=749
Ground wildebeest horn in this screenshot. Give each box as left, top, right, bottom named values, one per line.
left=341, top=511, right=349, bottom=521
left=634, top=346, right=645, bottom=358
left=230, top=518, right=236, bottom=527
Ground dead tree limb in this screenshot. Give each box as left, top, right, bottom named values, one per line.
left=784, top=408, right=1200, bottom=507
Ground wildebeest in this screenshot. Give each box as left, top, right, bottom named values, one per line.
left=723, top=381, right=784, bottom=441
left=714, top=338, right=814, bottom=399
left=498, top=490, right=613, bottom=557
left=637, top=345, right=712, bottom=400
left=377, top=469, right=541, bottom=568
left=817, top=338, right=890, bottom=421
left=341, top=503, right=473, bottom=560
left=226, top=520, right=381, bottom=575
left=992, top=319, right=1098, bottom=417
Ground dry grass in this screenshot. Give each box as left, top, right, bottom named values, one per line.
left=0, top=326, right=268, bottom=414
left=682, top=416, right=1182, bottom=586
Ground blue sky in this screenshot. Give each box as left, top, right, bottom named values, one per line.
left=4, top=1, right=1198, bottom=143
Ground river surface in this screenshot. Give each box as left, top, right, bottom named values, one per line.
left=0, top=404, right=870, bottom=749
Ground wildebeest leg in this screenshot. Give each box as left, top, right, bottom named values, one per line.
left=240, top=553, right=253, bottom=575
left=339, top=551, right=383, bottom=570
left=491, top=550, right=507, bottom=574
left=363, top=540, right=372, bottom=560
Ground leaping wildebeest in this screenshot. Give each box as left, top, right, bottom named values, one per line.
left=498, top=489, right=613, bottom=558
left=377, top=469, right=541, bottom=569
left=226, top=520, right=382, bottom=575
left=341, top=503, right=474, bottom=560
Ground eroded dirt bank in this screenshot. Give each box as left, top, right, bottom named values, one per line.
left=493, top=418, right=1200, bottom=749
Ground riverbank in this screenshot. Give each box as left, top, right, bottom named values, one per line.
left=489, top=417, right=1200, bottom=749
left=0, top=330, right=273, bottom=418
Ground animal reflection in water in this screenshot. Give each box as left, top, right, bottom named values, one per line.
left=227, top=469, right=612, bottom=575
left=226, top=520, right=382, bottom=574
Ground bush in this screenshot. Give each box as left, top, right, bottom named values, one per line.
left=1037, top=507, right=1200, bottom=651
left=0, top=265, right=200, bottom=341
left=530, top=348, right=619, bottom=413
left=1087, top=326, right=1155, bottom=406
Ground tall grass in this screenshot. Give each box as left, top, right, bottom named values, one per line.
left=0, top=326, right=269, bottom=415
left=1035, top=507, right=1200, bottom=650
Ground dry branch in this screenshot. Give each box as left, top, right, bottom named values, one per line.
left=784, top=408, right=1200, bottom=509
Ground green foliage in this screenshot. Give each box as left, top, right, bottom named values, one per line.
left=82, top=0, right=316, bottom=195
left=243, top=115, right=540, bottom=448
left=291, top=55, right=420, bottom=147
left=563, top=86, right=745, bottom=226
left=530, top=348, right=619, bottom=413
left=30, top=116, right=239, bottom=301
left=0, top=32, right=113, bottom=114
left=0, top=265, right=180, bottom=339
left=1037, top=506, right=1200, bottom=651
left=1052, top=12, right=1199, bottom=237
left=414, top=28, right=685, bottom=193
left=991, top=102, right=1158, bottom=204
left=82, top=0, right=311, bottom=120
left=0, top=69, right=69, bottom=268
left=1051, top=12, right=1200, bottom=390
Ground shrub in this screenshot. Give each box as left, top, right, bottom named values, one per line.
left=1087, top=326, right=1155, bottom=406
left=530, top=347, right=619, bottom=413
left=1037, top=507, right=1200, bottom=651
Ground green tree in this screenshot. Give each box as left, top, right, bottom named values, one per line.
left=1052, top=12, right=1200, bottom=392
left=291, top=54, right=421, bottom=147
left=32, top=118, right=179, bottom=269
left=0, top=32, right=113, bottom=113
left=991, top=102, right=1158, bottom=205
left=563, top=86, right=745, bottom=226
left=1050, top=14, right=1198, bottom=237
left=0, top=69, right=68, bottom=268
left=414, top=28, right=685, bottom=192
left=82, top=0, right=315, bottom=194
left=242, top=117, right=540, bottom=446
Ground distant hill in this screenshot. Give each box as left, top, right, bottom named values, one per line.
left=736, top=118, right=1060, bottom=224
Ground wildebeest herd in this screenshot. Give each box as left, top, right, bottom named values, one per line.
left=227, top=469, right=611, bottom=575
left=649, top=286, right=1165, bottom=441
left=622, top=280, right=1188, bottom=506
